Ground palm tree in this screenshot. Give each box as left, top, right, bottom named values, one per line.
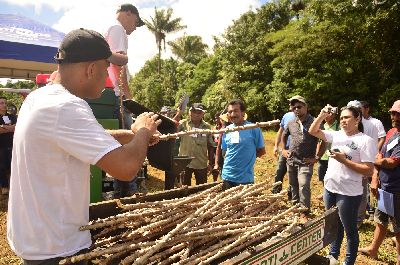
left=168, top=35, right=208, bottom=65
left=144, top=7, right=186, bottom=74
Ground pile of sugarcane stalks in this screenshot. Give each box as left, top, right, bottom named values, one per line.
left=60, top=182, right=305, bottom=265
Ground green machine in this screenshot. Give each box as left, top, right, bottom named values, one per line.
left=86, top=89, right=119, bottom=203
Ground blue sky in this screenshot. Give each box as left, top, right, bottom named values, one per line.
left=0, top=0, right=269, bottom=73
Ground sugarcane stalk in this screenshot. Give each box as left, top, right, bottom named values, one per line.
left=131, top=185, right=245, bottom=265
left=158, top=248, right=187, bottom=265
left=198, top=204, right=300, bottom=264
left=159, top=120, right=280, bottom=141
left=146, top=243, right=186, bottom=264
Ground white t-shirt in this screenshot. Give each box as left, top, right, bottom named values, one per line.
left=104, top=21, right=130, bottom=96
left=7, top=84, right=121, bottom=260
left=362, top=118, right=379, bottom=146
left=366, top=116, right=386, bottom=139
left=323, top=130, right=377, bottom=196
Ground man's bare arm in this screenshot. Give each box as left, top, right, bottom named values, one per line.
left=96, top=113, right=161, bottom=181
left=273, top=127, right=283, bottom=157
left=111, top=64, right=132, bottom=99
left=256, top=147, right=266, bottom=158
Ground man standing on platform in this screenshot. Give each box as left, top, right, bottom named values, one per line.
left=104, top=3, right=145, bottom=129
left=105, top=3, right=145, bottom=196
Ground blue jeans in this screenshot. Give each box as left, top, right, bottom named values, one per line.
left=317, top=159, right=328, bottom=182
left=324, top=188, right=362, bottom=265
left=222, top=180, right=252, bottom=190
left=272, top=152, right=287, bottom=193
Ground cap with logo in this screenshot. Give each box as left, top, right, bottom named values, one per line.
left=54, top=28, right=127, bottom=66
left=117, top=4, right=145, bottom=27
left=189, top=103, right=206, bottom=112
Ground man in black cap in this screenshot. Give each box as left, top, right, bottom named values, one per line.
left=104, top=3, right=145, bottom=195
left=7, top=28, right=160, bottom=264
left=104, top=3, right=144, bottom=123
left=178, top=103, right=214, bottom=186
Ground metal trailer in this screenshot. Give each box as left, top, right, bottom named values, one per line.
left=89, top=183, right=338, bottom=265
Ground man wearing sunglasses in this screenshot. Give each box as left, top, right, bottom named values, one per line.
left=282, top=95, right=323, bottom=223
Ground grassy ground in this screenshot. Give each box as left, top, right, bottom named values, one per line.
left=0, top=130, right=397, bottom=264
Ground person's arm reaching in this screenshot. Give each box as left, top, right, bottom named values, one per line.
left=375, top=153, right=400, bottom=169
left=96, top=112, right=161, bottom=181
left=378, top=137, right=385, bottom=152
left=256, top=147, right=266, bottom=158
left=309, top=108, right=330, bottom=142
left=273, top=127, right=283, bottom=157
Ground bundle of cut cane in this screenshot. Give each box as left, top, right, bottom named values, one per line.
left=59, top=181, right=305, bottom=265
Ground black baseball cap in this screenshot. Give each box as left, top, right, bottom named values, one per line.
left=54, top=28, right=127, bottom=66
left=189, top=103, right=206, bottom=112
left=117, top=4, right=145, bottom=27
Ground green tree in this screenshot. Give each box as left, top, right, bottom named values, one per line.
left=144, top=7, right=186, bottom=74
left=0, top=80, right=34, bottom=111
left=267, top=0, right=400, bottom=121
left=168, top=35, right=208, bottom=64
left=216, top=0, right=292, bottom=120
left=130, top=56, right=180, bottom=111
left=180, top=55, right=221, bottom=105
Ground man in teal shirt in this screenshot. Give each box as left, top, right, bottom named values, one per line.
left=221, top=99, right=266, bottom=189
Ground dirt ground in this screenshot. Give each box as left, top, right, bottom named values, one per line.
left=0, top=131, right=397, bottom=264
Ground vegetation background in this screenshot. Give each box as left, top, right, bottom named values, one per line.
left=0, top=0, right=399, bottom=264
left=2, top=0, right=399, bottom=128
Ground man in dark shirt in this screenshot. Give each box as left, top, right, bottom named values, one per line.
left=0, top=96, right=17, bottom=195
left=282, top=95, right=323, bottom=222
left=359, top=100, right=400, bottom=264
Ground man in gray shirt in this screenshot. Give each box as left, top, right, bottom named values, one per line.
left=282, top=95, right=324, bottom=222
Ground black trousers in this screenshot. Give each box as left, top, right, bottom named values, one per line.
left=183, top=167, right=207, bottom=186
left=23, top=248, right=89, bottom=265
left=0, top=147, right=12, bottom=188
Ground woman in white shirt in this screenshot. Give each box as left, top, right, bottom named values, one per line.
left=309, top=105, right=377, bottom=265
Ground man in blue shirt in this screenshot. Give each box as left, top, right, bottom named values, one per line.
left=272, top=103, right=295, bottom=194
left=221, top=99, right=266, bottom=189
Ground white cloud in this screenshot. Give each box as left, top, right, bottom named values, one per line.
left=3, top=0, right=262, bottom=74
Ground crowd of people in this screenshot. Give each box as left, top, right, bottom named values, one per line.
left=0, top=3, right=399, bottom=265
left=274, top=96, right=400, bottom=265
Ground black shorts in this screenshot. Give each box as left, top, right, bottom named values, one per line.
left=374, top=191, right=400, bottom=233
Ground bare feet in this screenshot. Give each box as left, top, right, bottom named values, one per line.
left=358, top=247, right=378, bottom=260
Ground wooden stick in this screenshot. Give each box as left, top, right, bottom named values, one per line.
left=159, top=120, right=280, bottom=140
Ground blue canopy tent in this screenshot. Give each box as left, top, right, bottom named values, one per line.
left=0, top=14, right=65, bottom=80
